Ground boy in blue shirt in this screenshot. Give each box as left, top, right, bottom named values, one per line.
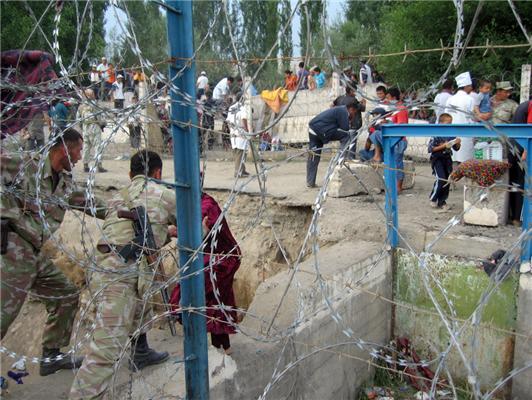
left=474, top=79, right=492, bottom=121
left=428, top=113, right=461, bottom=210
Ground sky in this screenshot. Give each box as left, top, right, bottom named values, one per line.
left=104, top=0, right=346, bottom=57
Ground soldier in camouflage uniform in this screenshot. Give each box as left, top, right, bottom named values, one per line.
left=77, top=89, right=107, bottom=173
left=24, top=110, right=48, bottom=151
left=0, top=128, right=106, bottom=376
left=491, top=81, right=518, bottom=124
left=70, top=150, right=177, bottom=400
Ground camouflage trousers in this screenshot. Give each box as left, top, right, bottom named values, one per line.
left=69, top=264, right=153, bottom=400
left=0, top=231, right=79, bottom=349
left=82, top=123, right=102, bottom=164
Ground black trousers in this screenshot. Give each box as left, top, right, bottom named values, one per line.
left=429, top=155, right=453, bottom=207
left=306, top=130, right=350, bottom=186
left=508, top=157, right=525, bottom=222
left=211, top=333, right=230, bottom=350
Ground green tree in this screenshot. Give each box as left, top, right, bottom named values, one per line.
left=299, top=0, right=325, bottom=57
left=377, top=0, right=532, bottom=88
left=240, top=0, right=279, bottom=59
left=0, top=1, right=106, bottom=82
left=278, top=0, right=293, bottom=67
left=192, top=1, right=240, bottom=86
left=118, top=1, right=167, bottom=67
left=331, top=0, right=389, bottom=63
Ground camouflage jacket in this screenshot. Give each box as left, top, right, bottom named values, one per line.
left=1, top=150, right=105, bottom=250
left=491, top=98, right=518, bottom=124
left=97, top=175, right=177, bottom=252
left=76, top=103, right=101, bottom=129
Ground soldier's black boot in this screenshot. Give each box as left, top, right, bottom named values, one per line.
left=39, top=348, right=84, bottom=376
left=129, top=333, right=169, bottom=371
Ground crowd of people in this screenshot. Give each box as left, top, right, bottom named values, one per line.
left=305, top=67, right=529, bottom=223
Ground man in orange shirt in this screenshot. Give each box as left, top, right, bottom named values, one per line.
left=284, top=70, right=297, bottom=91
left=103, top=63, right=116, bottom=101
left=386, top=87, right=409, bottom=193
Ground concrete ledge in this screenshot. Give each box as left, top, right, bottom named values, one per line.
left=328, top=161, right=384, bottom=197
left=463, top=176, right=509, bottom=227
left=328, top=160, right=415, bottom=198
left=218, top=241, right=392, bottom=399
left=513, top=273, right=532, bottom=399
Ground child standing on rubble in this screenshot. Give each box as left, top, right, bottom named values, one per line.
left=428, top=113, right=461, bottom=211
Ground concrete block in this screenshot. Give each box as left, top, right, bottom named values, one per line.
left=402, top=159, right=415, bottom=190
left=463, top=175, right=509, bottom=227
left=328, top=161, right=384, bottom=198
left=513, top=273, right=532, bottom=399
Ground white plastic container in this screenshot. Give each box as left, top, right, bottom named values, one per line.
left=484, top=141, right=503, bottom=161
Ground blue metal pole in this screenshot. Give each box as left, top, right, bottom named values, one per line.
left=383, top=135, right=400, bottom=248
left=522, top=138, right=531, bottom=263
left=165, top=1, right=209, bottom=399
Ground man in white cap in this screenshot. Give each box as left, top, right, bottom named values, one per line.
left=89, top=64, right=100, bottom=99
left=445, top=71, right=475, bottom=163
left=97, top=57, right=109, bottom=101
left=491, top=81, right=518, bottom=124
left=111, top=74, right=125, bottom=109
left=196, top=71, right=209, bottom=97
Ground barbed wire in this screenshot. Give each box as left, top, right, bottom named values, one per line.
left=0, top=0, right=531, bottom=399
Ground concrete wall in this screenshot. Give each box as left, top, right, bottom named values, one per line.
left=210, top=240, right=392, bottom=399
left=250, top=83, right=432, bottom=160
left=395, top=251, right=519, bottom=397
left=512, top=272, right=532, bottom=399
left=126, top=241, right=392, bottom=399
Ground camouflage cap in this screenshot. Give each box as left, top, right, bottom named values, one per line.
left=495, top=81, right=513, bottom=90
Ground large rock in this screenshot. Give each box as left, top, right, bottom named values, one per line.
left=328, top=161, right=384, bottom=197
left=463, top=175, right=509, bottom=227
left=402, top=159, right=415, bottom=190
left=328, top=159, right=415, bottom=198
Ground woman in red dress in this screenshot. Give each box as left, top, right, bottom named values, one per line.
left=170, top=192, right=241, bottom=353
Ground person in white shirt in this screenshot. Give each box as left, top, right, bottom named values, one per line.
left=89, top=65, right=100, bottom=99
left=213, top=76, right=234, bottom=103
left=111, top=74, right=125, bottom=109
left=433, top=79, right=453, bottom=122
left=96, top=57, right=109, bottom=100
left=226, top=94, right=250, bottom=178
left=96, top=57, right=108, bottom=80
left=445, top=71, right=475, bottom=163
left=359, top=60, right=373, bottom=86
left=196, top=71, right=209, bottom=96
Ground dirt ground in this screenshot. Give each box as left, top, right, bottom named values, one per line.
left=0, top=155, right=520, bottom=398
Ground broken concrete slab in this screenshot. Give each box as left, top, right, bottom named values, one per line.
left=328, top=159, right=415, bottom=198
left=463, top=176, right=509, bottom=227
left=328, top=161, right=384, bottom=197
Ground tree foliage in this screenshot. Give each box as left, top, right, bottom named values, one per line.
left=333, top=0, right=532, bottom=89
left=299, top=0, right=325, bottom=58
left=0, top=1, right=106, bottom=79
left=278, top=0, right=293, bottom=67
left=118, top=1, right=167, bottom=68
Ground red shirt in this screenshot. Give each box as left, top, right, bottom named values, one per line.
left=391, top=102, right=408, bottom=124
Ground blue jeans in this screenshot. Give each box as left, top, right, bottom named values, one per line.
left=359, top=149, right=375, bottom=161
left=371, top=130, right=407, bottom=181
left=394, top=140, right=407, bottom=181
